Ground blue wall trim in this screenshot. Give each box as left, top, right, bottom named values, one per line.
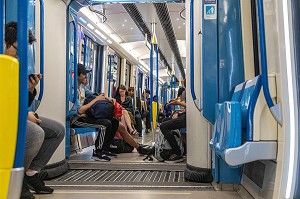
left=0, top=0, right=4, bottom=54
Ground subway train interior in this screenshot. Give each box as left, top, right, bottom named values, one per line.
left=1, top=0, right=300, bottom=198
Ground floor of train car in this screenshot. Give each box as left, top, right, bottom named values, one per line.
left=38, top=131, right=242, bottom=199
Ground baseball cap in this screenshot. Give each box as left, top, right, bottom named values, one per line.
left=78, top=63, right=92, bottom=75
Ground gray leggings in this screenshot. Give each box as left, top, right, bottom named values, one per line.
left=24, top=117, right=65, bottom=172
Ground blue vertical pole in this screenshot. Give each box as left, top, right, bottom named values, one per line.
left=257, top=0, right=274, bottom=108
left=14, top=0, right=29, bottom=168
left=190, top=0, right=196, bottom=101
left=149, top=43, right=153, bottom=124
left=156, top=45, right=159, bottom=102
left=170, top=76, right=173, bottom=100
left=0, top=0, right=4, bottom=54
left=65, top=7, right=70, bottom=157
left=72, top=19, right=78, bottom=104
left=108, top=55, right=112, bottom=97
left=83, top=37, right=87, bottom=67
left=38, top=0, right=44, bottom=102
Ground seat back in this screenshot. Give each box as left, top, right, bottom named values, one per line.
left=214, top=75, right=262, bottom=155
left=210, top=81, right=245, bottom=149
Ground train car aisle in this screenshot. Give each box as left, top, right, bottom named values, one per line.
left=34, top=190, right=242, bottom=199
left=36, top=130, right=243, bottom=199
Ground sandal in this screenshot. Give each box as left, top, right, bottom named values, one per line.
left=131, top=130, right=139, bottom=136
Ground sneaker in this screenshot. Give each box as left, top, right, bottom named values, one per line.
left=92, top=150, right=111, bottom=161
left=165, top=154, right=184, bottom=163
left=145, top=129, right=151, bottom=134
left=137, top=145, right=152, bottom=155
left=109, top=144, right=118, bottom=149
left=20, top=181, right=35, bottom=199
left=102, top=150, right=118, bottom=158
left=24, top=173, right=54, bottom=194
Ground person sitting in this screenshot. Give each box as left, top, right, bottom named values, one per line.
left=114, top=85, right=138, bottom=135
left=127, top=87, right=143, bottom=137
left=72, top=64, right=121, bottom=161
left=71, top=64, right=150, bottom=160
left=5, top=22, right=65, bottom=199
left=159, top=88, right=186, bottom=163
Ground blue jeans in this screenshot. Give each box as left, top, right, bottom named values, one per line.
left=25, top=117, right=65, bottom=172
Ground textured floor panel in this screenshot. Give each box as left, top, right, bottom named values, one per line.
left=47, top=169, right=213, bottom=190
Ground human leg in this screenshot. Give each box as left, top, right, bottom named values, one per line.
left=122, top=110, right=135, bottom=134
left=24, top=120, right=45, bottom=171
left=71, top=116, right=112, bottom=161
left=144, top=111, right=151, bottom=130
left=160, top=113, right=186, bottom=156
left=21, top=121, right=45, bottom=199
left=102, top=118, right=119, bottom=151
left=134, top=112, right=142, bottom=136
left=28, top=117, right=64, bottom=172
left=25, top=117, right=65, bottom=195
left=117, top=123, right=139, bottom=149
left=117, top=122, right=150, bottom=155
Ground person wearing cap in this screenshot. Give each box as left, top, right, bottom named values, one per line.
left=71, top=64, right=151, bottom=161
left=5, top=22, right=65, bottom=199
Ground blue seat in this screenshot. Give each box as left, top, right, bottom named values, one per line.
left=210, top=81, right=246, bottom=150
left=73, top=127, right=98, bottom=135
left=212, top=76, right=263, bottom=162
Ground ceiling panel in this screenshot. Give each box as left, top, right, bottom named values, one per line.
left=83, top=2, right=186, bottom=81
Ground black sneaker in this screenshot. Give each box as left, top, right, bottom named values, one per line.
left=137, top=145, right=152, bottom=155
left=102, top=150, right=118, bottom=158
left=165, top=154, right=184, bottom=163
left=92, top=150, right=111, bottom=161
left=145, top=129, right=151, bottom=134
left=20, top=181, right=35, bottom=199
left=24, top=173, right=54, bottom=194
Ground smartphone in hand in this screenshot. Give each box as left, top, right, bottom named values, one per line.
left=28, top=74, right=42, bottom=80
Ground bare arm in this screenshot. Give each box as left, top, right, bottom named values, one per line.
left=167, top=100, right=186, bottom=108
left=77, top=95, right=105, bottom=115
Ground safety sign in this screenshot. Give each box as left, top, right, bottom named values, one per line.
left=204, top=4, right=217, bottom=20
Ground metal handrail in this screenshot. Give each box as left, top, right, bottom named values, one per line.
left=257, top=0, right=282, bottom=125
left=108, top=55, right=112, bottom=97
left=0, top=0, right=4, bottom=54
left=190, top=0, right=201, bottom=112
left=149, top=43, right=154, bottom=124
left=14, top=0, right=29, bottom=168
left=37, top=0, right=44, bottom=103
left=156, top=45, right=159, bottom=104
left=71, top=19, right=78, bottom=104
left=83, top=35, right=87, bottom=67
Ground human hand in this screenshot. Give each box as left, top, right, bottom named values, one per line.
left=172, top=112, right=178, bottom=119
left=29, top=74, right=42, bottom=93
left=28, top=111, right=42, bottom=124
left=95, top=94, right=106, bottom=101
left=167, top=100, right=179, bottom=106
left=83, top=77, right=88, bottom=86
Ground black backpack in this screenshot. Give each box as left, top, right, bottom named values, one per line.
left=84, top=94, right=114, bottom=120
left=109, top=138, right=134, bottom=154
